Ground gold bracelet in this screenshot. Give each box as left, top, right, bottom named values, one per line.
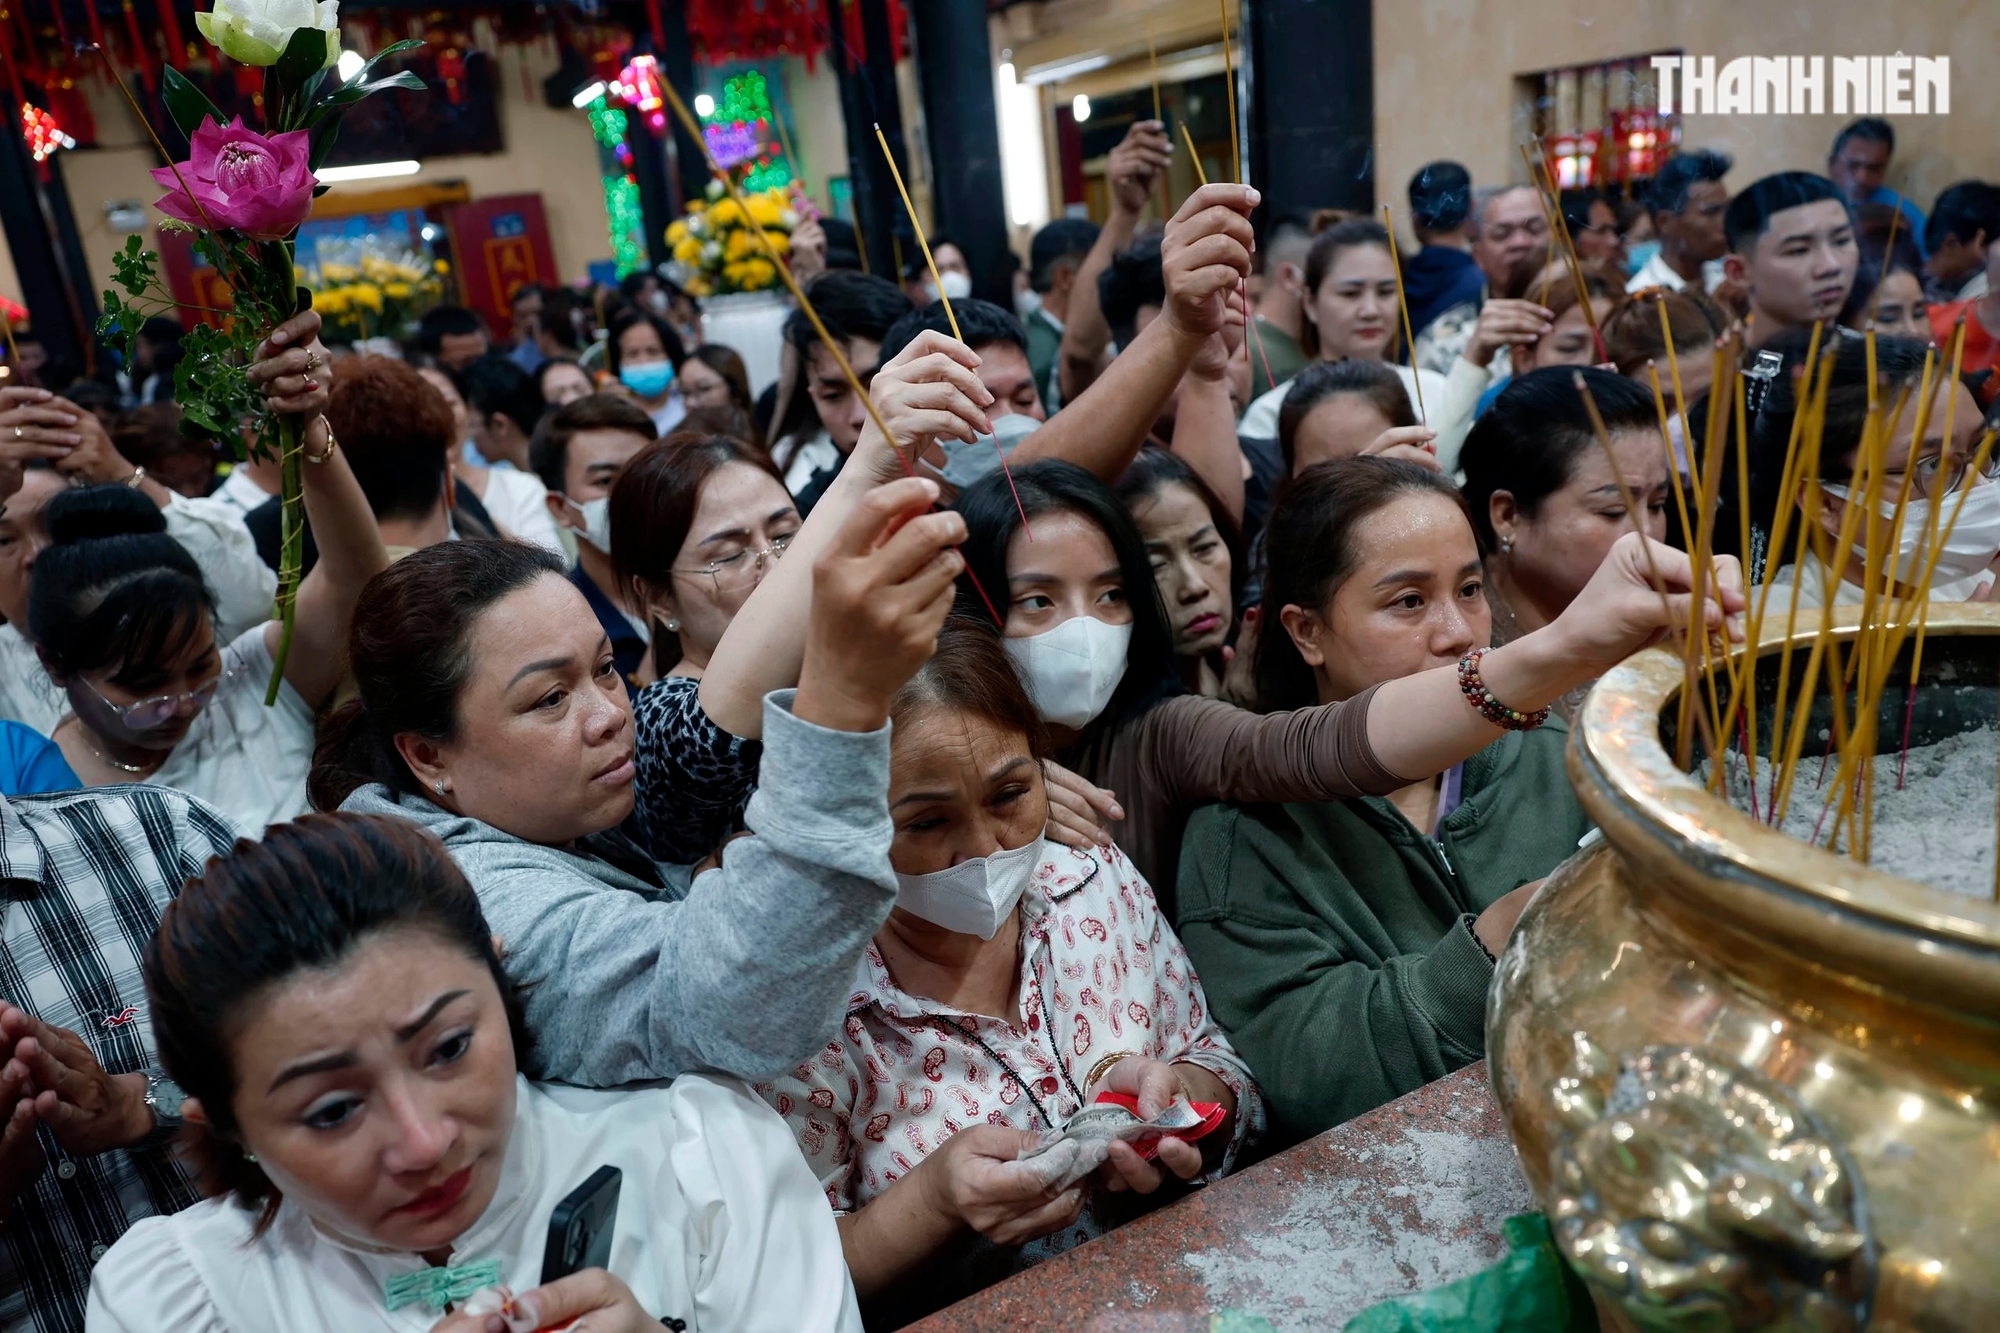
left=303, top=416, right=338, bottom=464
left=1082, top=1051, right=1137, bottom=1097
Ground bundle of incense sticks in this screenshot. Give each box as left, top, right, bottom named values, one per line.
left=1639, top=309, right=2000, bottom=898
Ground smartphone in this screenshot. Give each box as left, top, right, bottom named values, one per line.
left=541, top=1165, right=622, bottom=1285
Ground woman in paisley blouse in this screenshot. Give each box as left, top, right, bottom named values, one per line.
left=759, top=618, right=1260, bottom=1323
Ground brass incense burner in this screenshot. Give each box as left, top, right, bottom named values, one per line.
left=1489, top=606, right=2000, bottom=1332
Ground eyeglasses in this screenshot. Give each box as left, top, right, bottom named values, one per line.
left=79, top=662, right=241, bottom=730
left=673, top=534, right=793, bottom=592
left=1881, top=451, right=2000, bottom=503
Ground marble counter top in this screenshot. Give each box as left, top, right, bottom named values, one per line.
left=906, top=1061, right=1532, bottom=1332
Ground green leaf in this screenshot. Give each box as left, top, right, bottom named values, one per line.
left=309, top=117, right=342, bottom=172
left=161, top=67, right=226, bottom=141
left=272, top=26, right=333, bottom=118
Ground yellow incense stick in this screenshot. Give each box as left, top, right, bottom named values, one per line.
left=874, top=123, right=960, bottom=341
left=1217, top=0, right=1240, bottom=184
left=1576, top=371, right=1720, bottom=762
left=658, top=82, right=898, bottom=458
left=1381, top=204, right=1427, bottom=422
left=1179, top=120, right=1208, bottom=187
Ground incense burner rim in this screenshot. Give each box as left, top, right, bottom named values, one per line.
left=1575, top=604, right=2000, bottom=958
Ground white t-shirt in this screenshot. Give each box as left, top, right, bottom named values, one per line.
left=141, top=624, right=316, bottom=838
left=0, top=624, right=61, bottom=734
left=0, top=493, right=274, bottom=734
left=88, top=1074, right=862, bottom=1333
left=477, top=466, right=565, bottom=553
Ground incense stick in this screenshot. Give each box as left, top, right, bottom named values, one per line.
left=874, top=123, right=960, bottom=342
left=771, top=97, right=806, bottom=208
left=1865, top=205, right=1903, bottom=331
left=1381, top=204, right=1427, bottom=422
left=657, top=77, right=1006, bottom=625
left=870, top=123, right=1033, bottom=537
left=1217, top=0, right=1240, bottom=185
left=1179, top=121, right=1207, bottom=187
left=1576, top=371, right=1720, bottom=762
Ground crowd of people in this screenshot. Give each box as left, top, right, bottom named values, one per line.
left=0, top=110, right=1993, bottom=1332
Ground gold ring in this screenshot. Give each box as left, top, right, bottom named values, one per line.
left=304, top=349, right=321, bottom=372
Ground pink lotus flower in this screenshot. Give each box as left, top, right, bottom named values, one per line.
left=151, top=116, right=315, bottom=241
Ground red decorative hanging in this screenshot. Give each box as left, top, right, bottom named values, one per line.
left=120, top=0, right=155, bottom=94
left=684, top=0, right=828, bottom=70
left=156, top=0, right=188, bottom=72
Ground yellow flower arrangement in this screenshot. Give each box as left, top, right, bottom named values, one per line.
left=661, top=186, right=796, bottom=296
left=306, top=240, right=447, bottom=341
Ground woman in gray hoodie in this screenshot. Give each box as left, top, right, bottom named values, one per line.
left=309, top=476, right=968, bottom=1089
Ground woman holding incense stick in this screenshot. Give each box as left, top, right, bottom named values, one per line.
left=1177, top=457, right=1591, bottom=1144
left=948, top=453, right=1737, bottom=905
left=1238, top=219, right=1546, bottom=474
left=1459, top=368, right=1672, bottom=724
left=1750, top=332, right=1999, bottom=608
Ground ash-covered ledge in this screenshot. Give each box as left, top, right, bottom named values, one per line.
left=905, top=1062, right=1531, bottom=1332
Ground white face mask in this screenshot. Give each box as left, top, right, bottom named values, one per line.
left=564, top=494, right=613, bottom=554
left=1822, top=478, right=2000, bottom=584
left=925, top=270, right=973, bottom=305
left=893, top=833, right=1045, bottom=939
left=1014, top=288, right=1043, bottom=320
left=1004, top=616, right=1132, bottom=729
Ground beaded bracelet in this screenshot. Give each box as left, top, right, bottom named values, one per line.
left=1457, top=647, right=1550, bottom=732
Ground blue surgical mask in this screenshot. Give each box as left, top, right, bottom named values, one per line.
left=1625, top=239, right=1661, bottom=277
left=922, top=412, right=1041, bottom=489
left=620, top=360, right=675, bottom=398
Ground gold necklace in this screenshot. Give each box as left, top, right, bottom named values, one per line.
left=61, top=717, right=161, bottom=775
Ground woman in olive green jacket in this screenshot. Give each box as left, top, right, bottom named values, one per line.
left=1176, top=458, right=1593, bottom=1148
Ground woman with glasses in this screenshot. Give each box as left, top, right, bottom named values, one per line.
left=1751, top=332, right=1999, bottom=608
left=610, top=432, right=802, bottom=865
left=614, top=330, right=1003, bottom=866
left=27, top=318, right=385, bottom=834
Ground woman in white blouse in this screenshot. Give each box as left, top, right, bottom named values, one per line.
left=87, top=811, right=858, bottom=1333
left=760, top=619, right=1262, bottom=1322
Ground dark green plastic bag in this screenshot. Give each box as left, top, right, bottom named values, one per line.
left=1340, top=1213, right=1600, bottom=1333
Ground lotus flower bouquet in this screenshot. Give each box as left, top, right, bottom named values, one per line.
left=96, top=1, right=424, bottom=698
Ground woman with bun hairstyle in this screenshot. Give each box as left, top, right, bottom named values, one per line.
left=27, top=313, right=386, bottom=834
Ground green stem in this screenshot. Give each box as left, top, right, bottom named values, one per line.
left=265, top=413, right=304, bottom=706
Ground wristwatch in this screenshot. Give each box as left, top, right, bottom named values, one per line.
left=143, top=1071, right=187, bottom=1132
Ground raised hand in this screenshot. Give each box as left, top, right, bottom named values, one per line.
left=1106, top=120, right=1172, bottom=217
left=788, top=215, right=829, bottom=287
left=858, top=330, right=995, bottom=484
left=1551, top=532, right=1746, bottom=676
left=1161, top=184, right=1258, bottom=345
left=247, top=308, right=333, bottom=440
left=0, top=1053, right=43, bottom=1219
left=1359, top=424, right=1442, bottom=471
left=793, top=477, right=966, bottom=733
left=1461, top=298, right=1555, bottom=369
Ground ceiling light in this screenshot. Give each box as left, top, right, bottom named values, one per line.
left=571, top=80, right=607, bottom=109
left=316, top=160, right=422, bottom=183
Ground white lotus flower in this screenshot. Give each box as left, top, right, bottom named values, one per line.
left=195, top=0, right=341, bottom=69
